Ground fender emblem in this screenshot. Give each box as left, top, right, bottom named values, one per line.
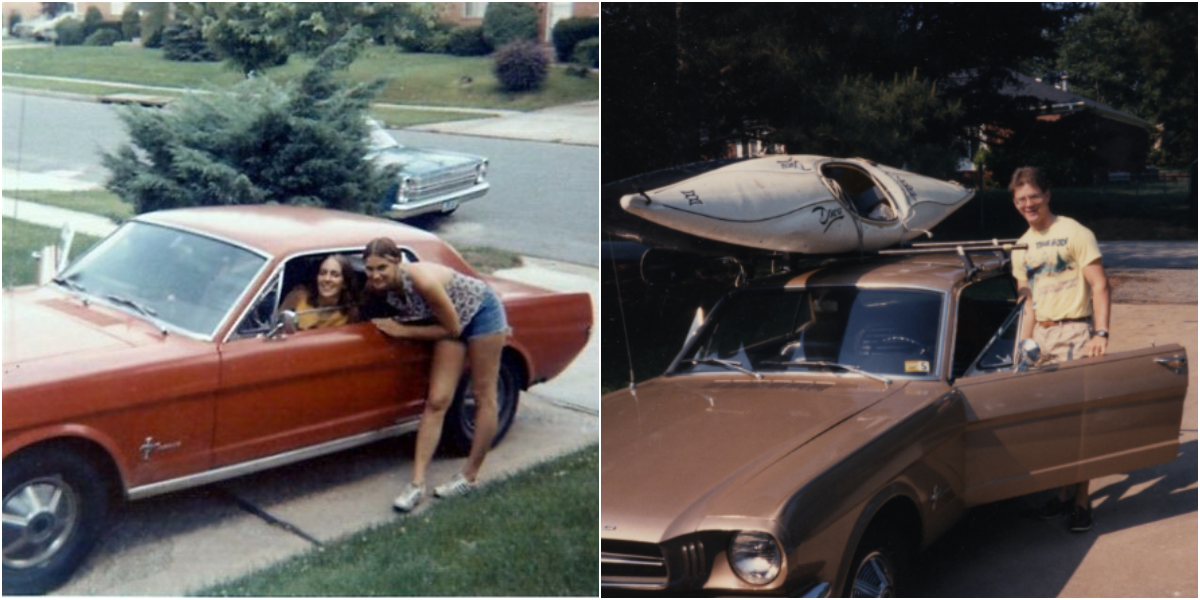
left=603, top=525, right=617, bottom=531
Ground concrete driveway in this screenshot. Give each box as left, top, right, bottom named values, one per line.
left=52, top=263, right=599, bottom=596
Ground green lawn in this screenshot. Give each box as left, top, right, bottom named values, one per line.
left=2, top=218, right=102, bottom=288
left=2, top=45, right=598, bottom=111
left=199, top=445, right=598, bottom=596
left=3, top=189, right=134, bottom=223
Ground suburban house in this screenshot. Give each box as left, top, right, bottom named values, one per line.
left=5, top=2, right=600, bottom=45
left=954, top=70, right=1155, bottom=185
left=439, top=2, right=599, bottom=44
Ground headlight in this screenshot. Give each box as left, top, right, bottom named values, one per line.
left=475, top=160, right=488, bottom=184
left=397, top=176, right=412, bottom=203
left=728, top=531, right=781, bottom=585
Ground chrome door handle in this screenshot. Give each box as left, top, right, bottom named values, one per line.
left=1155, top=355, right=1187, bottom=374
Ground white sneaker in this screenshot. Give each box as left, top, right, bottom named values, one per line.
left=392, top=482, right=424, bottom=512
left=433, top=473, right=476, bottom=499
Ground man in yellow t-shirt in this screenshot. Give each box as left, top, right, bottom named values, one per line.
left=1009, top=166, right=1110, bottom=534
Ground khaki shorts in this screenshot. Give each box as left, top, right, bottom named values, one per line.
left=1033, top=319, right=1093, bottom=364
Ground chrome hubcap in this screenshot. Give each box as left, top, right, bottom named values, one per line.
left=851, top=551, right=894, bottom=597
left=3, top=476, right=80, bottom=569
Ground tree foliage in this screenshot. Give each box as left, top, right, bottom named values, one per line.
left=482, top=2, right=538, bottom=48
left=103, top=29, right=396, bottom=216
left=289, top=2, right=438, bottom=54
left=603, top=3, right=1086, bottom=183
left=203, top=2, right=293, bottom=75
left=1058, top=3, right=1197, bottom=169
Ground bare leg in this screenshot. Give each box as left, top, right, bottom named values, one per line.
left=461, top=332, right=506, bottom=482
left=1074, top=480, right=1090, bottom=508
left=411, top=339, right=466, bottom=486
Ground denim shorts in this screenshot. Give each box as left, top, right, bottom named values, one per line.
left=460, top=288, right=510, bottom=340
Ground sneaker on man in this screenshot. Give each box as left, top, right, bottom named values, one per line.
left=434, top=473, right=476, bottom=499
left=1036, top=495, right=1069, bottom=520
left=1068, top=504, right=1093, bottom=532
left=393, top=482, right=424, bottom=513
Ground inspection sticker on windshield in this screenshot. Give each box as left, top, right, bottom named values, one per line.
left=905, top=361, right=931, bottom=374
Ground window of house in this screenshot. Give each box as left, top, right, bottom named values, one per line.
left=464, top=2, right=488, bottom=19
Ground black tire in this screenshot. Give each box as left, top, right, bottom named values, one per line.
left=440, top=358, right=521, bottom=456
left=843, top=523, right=913, bottom=598
left=2, top=447, right=113, bottom=595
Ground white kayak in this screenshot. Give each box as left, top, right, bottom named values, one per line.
left=617, top=155, right=974, bottom=254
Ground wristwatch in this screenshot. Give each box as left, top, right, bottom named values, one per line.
left=1094, top=330, right=1109, bottom=338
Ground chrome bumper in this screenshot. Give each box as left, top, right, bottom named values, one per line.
left=383, top=182, right=489, bottom=219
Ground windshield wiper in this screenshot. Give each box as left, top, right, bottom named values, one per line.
left=106, top=294, right=158, bottom=317
left=52, top=276, right=87, bottom=294
left=682, top=358, right=763, bottom=380
left=766, top=360, right=892, bottom=386
left=105, top=294, right=171, bottom=335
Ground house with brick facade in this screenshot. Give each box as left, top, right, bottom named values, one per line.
left=955, top=70, right=1155, bottom=185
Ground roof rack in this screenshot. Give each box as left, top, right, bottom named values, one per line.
left=878, top=238, right=1027, bottom=278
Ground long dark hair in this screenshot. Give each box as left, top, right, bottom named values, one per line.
left=308, top=254, right=359, bottom=314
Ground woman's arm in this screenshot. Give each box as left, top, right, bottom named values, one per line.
left=371, top=318, right=453, bottom=340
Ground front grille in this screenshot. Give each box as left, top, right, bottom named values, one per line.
left=409, top=166, right=478, bottom=201
left=602, top=540, right=667, bottom=589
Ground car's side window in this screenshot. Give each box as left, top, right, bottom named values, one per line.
left=953, top=275, right=1019, bottom=379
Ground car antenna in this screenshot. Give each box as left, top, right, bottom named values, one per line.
left=607, top=236, right=639, bottom=391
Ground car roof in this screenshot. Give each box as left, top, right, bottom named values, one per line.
left=762, top=252, right=1009, bottom=291
left=137, top=205, right=446, bottom=258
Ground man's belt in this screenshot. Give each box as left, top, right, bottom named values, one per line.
left=1037, top=317, right=1090, bottom=328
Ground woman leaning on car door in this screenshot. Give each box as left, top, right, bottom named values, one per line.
left=359, top=237, right=511, bottom=512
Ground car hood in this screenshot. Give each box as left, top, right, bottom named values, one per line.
left=3, top=287, right=162, bottom=367
left=368, top=146, right=481, bottom=175
left=601, top=375, right=901, bottom=543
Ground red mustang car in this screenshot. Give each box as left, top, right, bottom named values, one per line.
left=2, top=205, right=593, bottom=594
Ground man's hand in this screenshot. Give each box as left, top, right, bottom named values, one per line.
left=1083, top=334, right=1108, bottom=357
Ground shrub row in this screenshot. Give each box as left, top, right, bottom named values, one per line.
left=551, top=16, right=598, bottom=63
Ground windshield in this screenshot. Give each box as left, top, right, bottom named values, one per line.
left=674, top=287, right=943, bottom=378
left=57, top=222, right=267, bottom=337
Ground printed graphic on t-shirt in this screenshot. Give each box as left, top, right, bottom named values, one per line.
left=1025, top=247, right=1078, bottom=303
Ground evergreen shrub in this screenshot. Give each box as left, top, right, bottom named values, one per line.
left=482, top=3, right=538, bottom=48
left=162, top=21, right=219, bottom=62
left=121, top=9, right=140, bottom=40
left=446, top=26, right=491, bottom=56
left=54, top=19, right=88, bottom=46
left=85, top=28, right=122, bottom=46
left=551, top=16, right=598, bottom=62
left=573, top=37, right=599, bottom=68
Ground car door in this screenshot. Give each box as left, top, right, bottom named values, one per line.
left=210, top=261, right=430, bottom=468
left=954, top=302, right=1188, bottom=506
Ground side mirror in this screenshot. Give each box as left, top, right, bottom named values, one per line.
left=1016, top=338, right=1040, bottom=372
left=267, top=310, right=298, bottom=339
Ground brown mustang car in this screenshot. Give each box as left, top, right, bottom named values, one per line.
left=601, top=249, right=1187, bottom=597
left=3, top=205, right=593, bottom=594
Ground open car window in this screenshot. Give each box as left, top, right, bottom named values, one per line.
left=953, top=275, right=1020, bottom=379
left=228, top=245, right=422, bottom=339
left=962, top=298, right=1024, bottom=378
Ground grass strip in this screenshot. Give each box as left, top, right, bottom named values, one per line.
left=198, top=445, right=598, bottom=597
left=3, top=46, right=597, bottom=111
left=2, top=189, right=134, bottom=223
left=2, top=218, right=102, bottom=288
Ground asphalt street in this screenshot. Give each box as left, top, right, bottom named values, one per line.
left=2, top=91, right=599, bottom=266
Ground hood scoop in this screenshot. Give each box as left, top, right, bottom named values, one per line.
left=39, top=298, right=123, bottom=327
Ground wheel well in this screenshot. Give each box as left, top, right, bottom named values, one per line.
left=865, top=495, right=922, bottom=549
left=502, top=347, right=530, bottom=390
left=7, top=437, right=125, bottom=504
